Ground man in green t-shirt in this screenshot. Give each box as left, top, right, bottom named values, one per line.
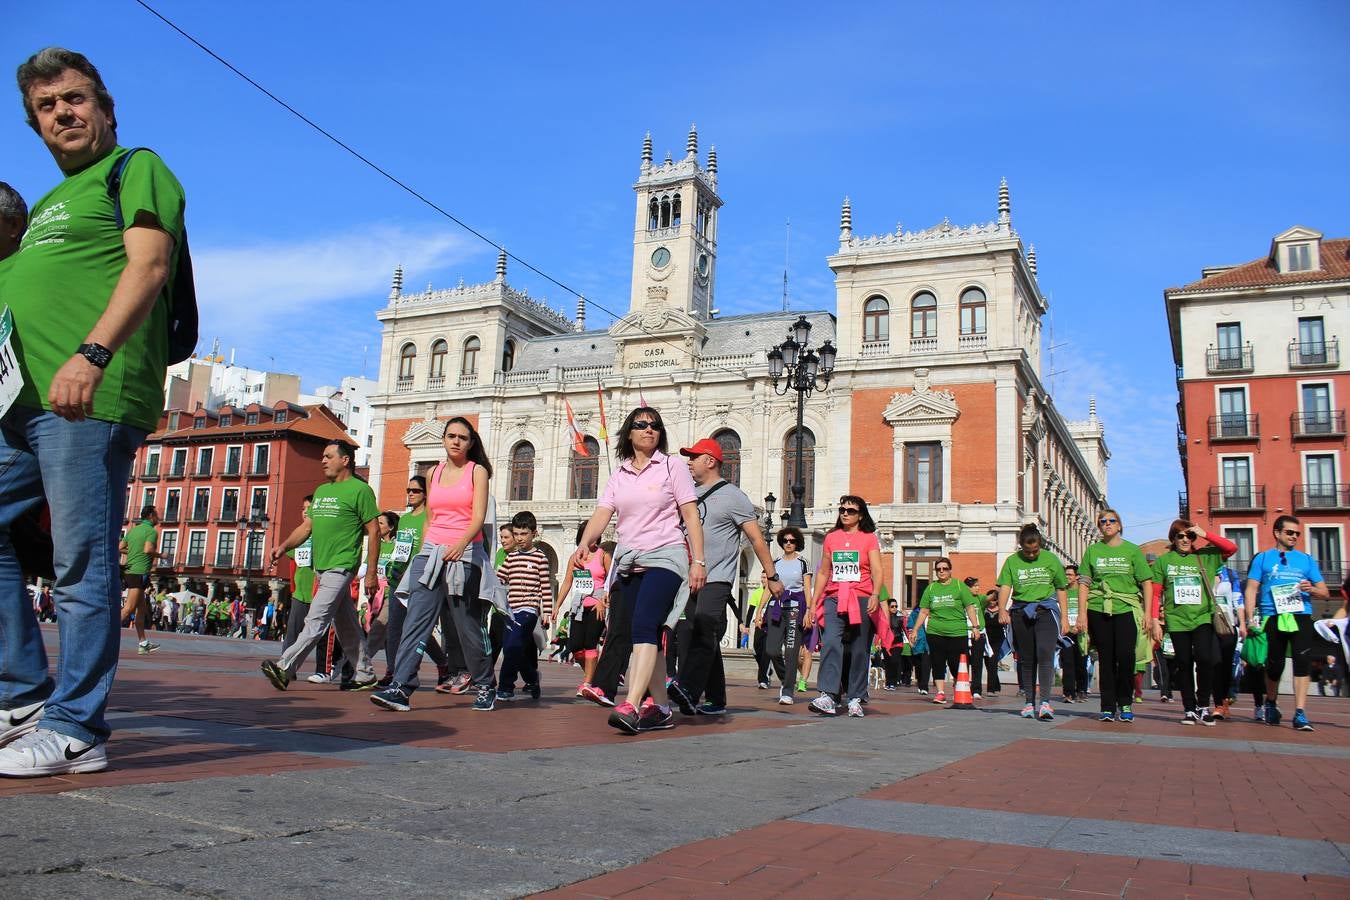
left=263, top=441, right=379, bottom=691
left=0, top=49, right=186, bottom=778
left=118, top=505, right=160, bottom=656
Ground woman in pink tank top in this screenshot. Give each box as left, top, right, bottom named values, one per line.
left=372, top=416, right=496, bottom=714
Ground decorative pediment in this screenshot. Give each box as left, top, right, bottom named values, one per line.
left=609, top=303, right=707, bottom=341
left=402, top=419, right=446, bottom=449
left=882, top=388, right=959, bottom=428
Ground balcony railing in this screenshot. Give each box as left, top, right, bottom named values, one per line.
left=457, top=372, right=479, bottom=388
left=1177, top=490, right=1189, bottom=519
left=244, top=552, right=266, bottom=571
left=164, top=465, right=185, bottom=481
left=1208, top=485, right=1266, bottom=512
left=860, top=340, right=890, bottom=358
left=427, top=375, right=446, bottom=390
left=217, top=509, right=239, bottom=523
left=189, top=509, right=210, bottom=524
left=249, top=464, right=270, bottom=477
left=221, top=465, right=242, bottom=479
left=1288, top=338, right=1339, bottom=370
left=194, top=466, right=213, bottom=478
left=395, top=376, right=414, bottom=394
left=156, top=554, right=175, bottom=569
left=1206, top=346, right=1254, bottom=374
left=141, top=468, right=160, bottom=482
left=214, top=552, right=235, bottom=568
left=958, top=332, right=987, bottom=350
left=1292, top=484, right=1349, bottom=511
left=1320, top=565, right=1347, bottom=589
left=162, top=509, right=180, bottom=524
left=1290, top=410, right=1346, bottom=439
left=1207, top=414, right=1259, bottom=441
left=909, top=336, right=938, bottom=353
left=185, top=553, right=205, bottom=567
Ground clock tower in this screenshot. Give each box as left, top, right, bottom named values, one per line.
left=629, top=125, right=722, bottom=321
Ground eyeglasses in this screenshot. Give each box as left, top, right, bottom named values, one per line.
left=838, top=507, right=861, bottom=515
left=1282, top=529, right=1301, bottom=537
left=935, top=565, right=951, bottom=572
left=1098, top=517, right=1119, bottom=525
left=631, top=421, right=661, bottom=431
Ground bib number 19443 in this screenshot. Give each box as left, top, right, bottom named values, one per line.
left=0, top=308, right=24, bottom=421
left=831, top=550, right=861, bottom=583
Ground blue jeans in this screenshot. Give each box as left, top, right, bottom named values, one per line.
left=499, top=609, right=539, bottom=689
left=0, top=407, right=146, bottom=744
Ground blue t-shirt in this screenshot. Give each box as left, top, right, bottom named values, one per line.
left=1245, top=548, right=1323, bottom=616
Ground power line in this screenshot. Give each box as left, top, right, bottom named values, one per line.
left=131, top=0, right=788, bottom=382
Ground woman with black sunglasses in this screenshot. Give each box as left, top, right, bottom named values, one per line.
left=806, top=496, right=886, bottom=717
left=1076, top=508, right=1154, bottom=723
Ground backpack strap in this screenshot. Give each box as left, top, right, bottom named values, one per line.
left=107, top=147, right=149, bottom=229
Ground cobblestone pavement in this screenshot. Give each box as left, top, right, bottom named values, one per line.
left=2, top=626, right=1347, bottom=898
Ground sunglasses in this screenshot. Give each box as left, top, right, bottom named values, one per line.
left=838, top=507, right=861, bottom=515
left=1279, top=551, right=1287, bottom=566
left=1282, top=529, right=1301, bottom=537
left=1099, top=517, right=1119, bottom=525
left=935, top=566, right=952, bottom=572
left=631, top=421, right=661, bottom=431
left=407, top=488, right=424, bottom=493
left=781, top=538, right=797, bottom=546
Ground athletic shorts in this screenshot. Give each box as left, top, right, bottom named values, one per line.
left=122, top=572, right=150, bottom=591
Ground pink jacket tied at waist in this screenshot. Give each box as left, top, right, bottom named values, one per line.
left=817, top=583, right=894, bottom=649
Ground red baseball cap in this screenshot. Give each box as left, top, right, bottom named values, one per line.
left=679, top=438, right=723, bottom=462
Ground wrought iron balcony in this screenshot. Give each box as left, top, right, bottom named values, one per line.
left=1177, top=490, right=1189, bottom=518
left=1290, top=410, right=1346, bottom=439
left=1208, top=485, right=1266, bottom=512
left=1292, top=484, right=1349, bottom=511
left=1206, top=345, right=1253, bottom=374
left=1288, top=338, right=1339, bottom=370
left=1207, top=414, right=1259, bottom=441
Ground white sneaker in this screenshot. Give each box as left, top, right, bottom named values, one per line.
left=847, top=698, right=865, bottom=718
left=972, top=693, right=982, bottom=700
left=0, top=728, right=107, bottom=777
left=0, top=700, right=44, bottom=747
left=137, top=640, right=160, bottom=655
left=307, top=673, right=331, bottom=684
left=809, top=694, right=837, bottom=716
left=778, top=692, right=795, bottom=705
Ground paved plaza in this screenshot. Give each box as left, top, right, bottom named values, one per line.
left=2, top=626, right=1347, bottom=898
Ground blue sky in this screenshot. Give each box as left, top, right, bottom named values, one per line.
left=6, top=2, right=1350, bottom=537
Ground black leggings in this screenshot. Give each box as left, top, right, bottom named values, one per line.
left=1170, top=624, right=1217, bottom=712
left=1088, top=610, right=1137, bottom=713
left=592, top=582, right=631, bottom=698
left=1264, top=613, right=1316, bottom=681
left=927, top=633, right=967, bottom=684
left=1012, top=610, right=1057, bottom=704
left=1212, top=631, right=1238, bottom=704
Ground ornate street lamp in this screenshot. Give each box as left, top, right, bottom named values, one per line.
left=767, top=315, right=836, bottom=527
left=762, top=492, right=777, bottom=533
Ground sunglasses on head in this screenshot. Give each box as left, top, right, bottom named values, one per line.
left=1279, top=551, right=1288, bottom=566
left=838, top=506, right=861, bottom=515
left=631, top=421, right=661, bottom=431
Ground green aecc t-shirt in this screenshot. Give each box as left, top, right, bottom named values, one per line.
left=919, top=579, right=978, bottom=637
left=997, top=551, right=1067, bottom=604
left=1151, top=547, right=1224, bottom=633
left=1079, top=541, right=1152, bottom=613
left=309, top=478, right=379, bottom=572
left=1, top=147, right=185, bottom=431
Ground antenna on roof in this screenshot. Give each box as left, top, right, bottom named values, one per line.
left=783, top=219, right=790, bottom=312
left=1044, top=303, right=1071, bottom=396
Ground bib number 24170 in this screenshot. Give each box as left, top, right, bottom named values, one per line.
left=832, top=550, right=861, bottom=583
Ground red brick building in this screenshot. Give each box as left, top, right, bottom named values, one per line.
left=126, top=402, right=351, bottom=605
left=1167, top=226, right=1348, bottom=611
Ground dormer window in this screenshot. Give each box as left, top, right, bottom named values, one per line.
left=219, top=414, right=232, bottom=427
left=1287, top=243, right=1312, bottom=272
left=1272, top=226, right=1322, bottom=274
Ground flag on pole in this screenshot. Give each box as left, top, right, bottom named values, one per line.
left=596, top=382, right=609, bottom=443
left=639, top=389, right=650, bottom=408
left=564, top=398, right=589, bottom=456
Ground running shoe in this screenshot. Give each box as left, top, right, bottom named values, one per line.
left=1200, top=709, right=1216, bottom=727
left=496, top=689, right=516, bottom=702
left=778, top=692, right=795, bottom=705
left=525, top=682, right=541, bottom=701
left=757, top=681, right=770, bottom=690
left=370, top=686, right=411, bottom=712
left=1159, top=694, right=1173, bottom=703
left=1254, top=705, right=1266, bottom=723
left=638, top=700, right=675, bottom=731
left=575, top=683, right=589, bottom=698
left=666, top=678, right=696, bottom=716
left=1292, top=710, right=1314, bottom=732
left=261, top=660, right=289, bottom=691
left=1215, top=699, right=1230, bottom=720
left=1134, top=695, right=1145, bottom=704
left=608, top=702, right=641, bottom=735
left=932, top=691, right=946, bottom=704
left=796, top=677, right=808, bottom=693
left=1265, top=702, right=1282, bottom=726
left=972, top=692, right=982, bottom=700
left=376, top=675, right=394, bottom=689
left=1181, top=710, right=1198, bottom=726
left=695, top=702, right=727, bottom=716
left=918, top=688, right=929, bottom=696
left=809, top=694, right=837, bottom=716
left=138, top=640, right=160, bottom=655
left=1119, top=706, right=1134, bottom=723
left=449, top=673, right=473, bottom=695
left=472, top=686, right=495, bottom=711
left=307, top=672, right=332, bottom=684
left=884, top=685, right=897, bottom=692
left=0, top=700, right=43, bottom=747
left=339, top=678, right=377, bottom=692
left=580, top=684, right=615, bottom=708
left=1020, top=703, right=1035, bottom=718
left=847, top=698, right=865, bottom=718
left=1062, top=695, right=1075, bottom=704
left=1097, top=711, right=1115, bottom=723
left=0, top=728, right=107, bottom=777
left=1038, top=702, right=1054, bottom=721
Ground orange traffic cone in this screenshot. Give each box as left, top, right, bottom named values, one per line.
left=951, top=654, right=975, bottom=709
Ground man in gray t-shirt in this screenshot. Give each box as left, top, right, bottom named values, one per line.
left=669, top=438, right=781, bottom=714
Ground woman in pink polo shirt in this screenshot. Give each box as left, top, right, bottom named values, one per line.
left=575, top=407, right=706, bottom=735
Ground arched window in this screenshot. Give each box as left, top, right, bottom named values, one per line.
left=570, top=436, right=600, bottom=500
left=429, top=339, right=448, bottom=381
left=672, top=193, right=682, bottom=227
left=509, top=441, right=534, bottom=501
left=648, top=197, right=659, bottom=231
left=960, top=287, right=986, bottom=335
left=501, top=339, right=516, bottom=372
left=781, top=427, right=816, bottom=508
left=713, top=429, right=742, bottom=487
left=660, top=197, right=671, bottom=229
left=461, top=336, right=481, bottom=376
left=398, top=343, right=417, bottom=383
left=863, top=296, right=889, bottom=342
left=911, top=291, right=937, bottom=339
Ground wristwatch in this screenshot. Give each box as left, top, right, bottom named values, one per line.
left=77, top=342, right=114, bottom=369
left=767, top=573, right=781, bottom=582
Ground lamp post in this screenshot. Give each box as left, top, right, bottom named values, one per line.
left=767, top=315, right=836, bottom=528
left=762, top=492, right=777, bottom=534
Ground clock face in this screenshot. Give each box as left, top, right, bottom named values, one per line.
left=651, top=247, right=671, bottom=269
left=697, top=253, right=709, bottom=276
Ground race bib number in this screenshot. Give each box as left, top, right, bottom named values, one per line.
left=1162, top=634, right=1175, bottom=657
left=391, top=528, right=416, bottom=563
left=1271, top=581, right=1303, bottom=614
left=831, top=550, right=861, bottom=583
left=570, top=569, right=595, bottom=600
left=1172, top=575, right=1203, bottom=606
left=1067, top=606, right=1079, bottom=627
left=294, top=541, right=312, bottom=568
left=0, top=308, right=24, bottom=421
